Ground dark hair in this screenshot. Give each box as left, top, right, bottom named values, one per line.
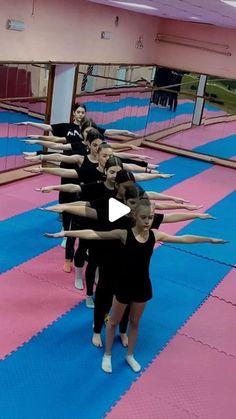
left=81, top=117, right=97, bottom=134
left=135, top=197, right=154, bottom=213
left=124, top=184, right=146, bottom=201
left=115, top=170, right=135, bottom=184
left=73, top=103, right=87, bottom=112
left=97, top=142, right=112, bottom=154
left=87, top=129, right=104, bottom=144
left=104, top=156, right=123, bottom=171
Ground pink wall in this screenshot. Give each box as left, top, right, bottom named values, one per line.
left=1, top=0, right=236, bottom=78
left=0, top=0, right=159, bottom=64
left=156, top=19, right=236, bottom=78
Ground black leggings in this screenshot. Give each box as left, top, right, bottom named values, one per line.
left=59, top=190, right=77, bottom=231
left=93, top=263, right=130, bottom=334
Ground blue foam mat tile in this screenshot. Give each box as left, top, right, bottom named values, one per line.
left=138, top=155, right=211, bottom=192
left=0, top=304, right=173, bottom=419
left=194, top=134, right=236, bottom=159
left=0, top=251, right=230, bottom=419
left=0, top=244, right=232, bottom=419
left=165, top=191, right=236, bottom=266
left=0, top=137, right=42, bottom=157
left=0, top=113, right=40, bottom=123
left=151, top=245, right=231, bottom=294
left=0, top=204, right=59, bottom=274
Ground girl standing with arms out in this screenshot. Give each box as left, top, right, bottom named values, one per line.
left=16, top=103, right=137, bottom=139
left=46, top=199, right=228, bottom=373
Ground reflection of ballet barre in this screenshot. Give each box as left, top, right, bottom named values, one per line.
left=155, top=34, right=232, bottom=56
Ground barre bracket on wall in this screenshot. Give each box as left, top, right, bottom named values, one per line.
left=155, top=33, right=231, bottom=56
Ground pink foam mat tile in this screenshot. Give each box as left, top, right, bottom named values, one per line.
left=107, top=335, right=236, bottom=419
left=157, top=166, right=235, bottom=236
left=0, top=174, right=58, bottom=220
left=212, top=269, right=236, bottom=304
left=180, top=295, right=236, bottom=357
left=107, top=392, right=198, bottom=419
left=159, top=120, right=236, bottom=150
left=141, top=147, right=174, bottom=163
left=17, top=246, right=85, bottom=292
left=0, top=267, right=83, bottom=360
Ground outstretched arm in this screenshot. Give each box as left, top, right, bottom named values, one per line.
left=105, top=129, right=138, bottom=138
left=108, top=142, right=143, bottom=152
left=45, top=229, right=124, bottom=241
left=24, top=166, right=79, bottom=178
left=154, top=230, right=228, bottom=244
left=27, top=135, right=67, bottom=143
left=147, top=191, right=189, bottom=203
left=35, top=184, right=81, bottom=193
left=42, top=204, right=96, bottom=218
left=134, top=172, right=174, bottom=181
left=162, top=212, right=215, bottom=223
left=114, top=152, right=153, bottom=161
left=23, top=140, right=71, bottom=151
left=27, top=153, right=83, bottom=164
left=15, top=122, right=52, bottom=131
left=155, top=204, right=203, bottom=211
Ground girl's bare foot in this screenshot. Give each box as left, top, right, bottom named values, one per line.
left=92, top=333, right=103, bottom=347
left=120, top=333, right=128, bottom=347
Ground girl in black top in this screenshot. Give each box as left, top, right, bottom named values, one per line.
left=45, top=199, right=227, bottom=374
left=43, top=180, right=214, bottom=348
left=17, top=102, right=138, bottom=142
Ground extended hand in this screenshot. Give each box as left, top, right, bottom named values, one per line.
left=35, top=187, right=53, bottom=193
left=124, top=131, right=138, bottom=137
left=185, top=204, right=203, bottom=211
left=174, top=198, right=190, bottom=204
left=24, top=166, right=43, bottom=173
left=21, top=139, right=38, bottom=144
left=161, top=173, right=174, bottom=178
left=211, top=238, right=229, bottom=244
left=199, top=213, right=216, bottom=220
left=44, top=232, right=65, bottom=238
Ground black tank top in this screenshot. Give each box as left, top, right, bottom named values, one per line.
left=122, top=229, right=155, bottom=281
left=76, top=156, right=106, bottom=185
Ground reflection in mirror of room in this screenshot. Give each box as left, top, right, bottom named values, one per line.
left=1, top=62, right=236, bottom=184
left=76, top=64, right=236, bottom=166
left=0, top=64, right=49, bottom=175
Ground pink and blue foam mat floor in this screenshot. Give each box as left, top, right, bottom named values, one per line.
left=0, top=148, right=235, bottom=419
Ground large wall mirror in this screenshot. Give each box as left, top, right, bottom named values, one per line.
left=1, top=62, right=235, bottom=178
left=0, top=63, right=50, bottom=173
left=76, top=64, right=236, bottom=164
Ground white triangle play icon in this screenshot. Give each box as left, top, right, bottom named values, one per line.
left=108, top=198, right=130, bottom=222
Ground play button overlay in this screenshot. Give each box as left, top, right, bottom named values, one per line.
left=108, top=198, right=130, bottom=222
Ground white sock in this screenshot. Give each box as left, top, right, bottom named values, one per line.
left=126, top=355, right=141, bottom=372
left=102, top=354, right=112, bottom=373
left=60, top=237, right=67, bottom=248
left=75, top=267, right=83, bottom=290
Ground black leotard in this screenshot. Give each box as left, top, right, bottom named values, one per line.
left=114, top=228, right=156, bottom=304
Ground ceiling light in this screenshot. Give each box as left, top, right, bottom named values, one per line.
left=109, top=1, right=158, bottom=10
left=221, top=0, right=236, bottom=7
left=189, top=16, right=201, bottom=20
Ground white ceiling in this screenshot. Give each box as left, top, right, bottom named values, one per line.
left=88, top=0, right=236, bottom=29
